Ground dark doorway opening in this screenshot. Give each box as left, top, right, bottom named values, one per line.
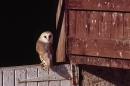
left=0, top=1, right=54, bottom=67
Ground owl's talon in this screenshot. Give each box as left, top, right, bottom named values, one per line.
left=40, top=63, right=44, bottom=66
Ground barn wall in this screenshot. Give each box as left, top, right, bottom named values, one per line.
left=68, top=10, right=130, bottom=59
left=66, top=0, right=130, bottom=86
left=67, top=0, right=130, bottom=59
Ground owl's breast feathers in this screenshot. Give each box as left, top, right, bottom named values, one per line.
left=36, top=40, right=53, bottom=55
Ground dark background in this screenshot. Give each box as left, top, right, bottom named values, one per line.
left=0, top=1, right=55, bottom=67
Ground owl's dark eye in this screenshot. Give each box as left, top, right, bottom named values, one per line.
left=44, top=36, right=46, bottom=38
left=49, top=35, right=51, bottom=38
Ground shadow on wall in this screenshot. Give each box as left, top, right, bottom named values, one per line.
left=81, top=65, right=130, bottom=86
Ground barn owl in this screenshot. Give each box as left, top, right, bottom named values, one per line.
left=36, top=31, right=53, bottom=68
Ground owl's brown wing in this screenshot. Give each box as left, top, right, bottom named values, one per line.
left=36, top=40, right=46, bottom=55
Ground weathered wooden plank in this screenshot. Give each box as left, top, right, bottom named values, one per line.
left=15, top=69, right=26, bottom=86
left=87, top=11, right=99, bottom=38
left=27, top=67, right=37, bottom=86
left=68, top=0, right=130, bottom=12
left=75, top=11, right=80, bottom=38
left=56, top=0, right=66, bottom=62
left=0, top=64, right=40, bottom=71
left=69, top=55, right=76, bottom=64
left=49, top=66, right=61, bottom=86
left=3, top=70, right=14, bottom=86
left=111, top=59, right=123, bottom=68
left=122, top=60, right=130, bottom=69
left=0, top=71, right=2, bottom=86
left=68, top=0, right=83, bottom=9
left=61, top=80, right=71, bottom=86
left=60, top=65, right=71, bottom=86
left=83, top=56, right=99, bottom=66
left=49, top=64, right=72, bottom=86
left=97, top=58, right=111, bottom=67
left=111, top=12, right=123, bottom=39
left=56, top=12, right=66, bottom=62
left=75, top=11, right=87, bottom=38
left=49, top=80, right=60, bottom=86
left=38, top=66, right=48, bottom=86
left=124, top=13, right=130, bottom=40
left=69, top=55, right=130, bottom=69
left=99, top=12, right=111, bottom=38
left=0, top=64, right=74, bottom=86
left=69, top=56, right=111, bottom=67
left=67, top=37, right=76, bottom=55
left=68, top=37, right=130, bottom=59
left=69, top=10, right=76, bottom=37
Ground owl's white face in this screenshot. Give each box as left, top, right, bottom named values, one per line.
left=40, top=31, right=53, bottom=44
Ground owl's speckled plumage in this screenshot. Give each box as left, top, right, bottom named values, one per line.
left=36, top=31, right=53, bottom=68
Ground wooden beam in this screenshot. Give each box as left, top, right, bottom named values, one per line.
left=69, top=55, right=130, bottom=69
left=68, top=37, right=130, bottom=59
left=68, top=0, right=130, bottom=12
left=56, top=0, right=66, bottom=62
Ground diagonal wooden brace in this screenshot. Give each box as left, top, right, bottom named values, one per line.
left=19, top=74, right=71, bottom=83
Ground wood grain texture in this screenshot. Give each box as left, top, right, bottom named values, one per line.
left=56, top=0, right=66, bottom=62
left=124, top=13, right=130, bottom=40
left=15, top=69, right=26, bottom=86
left=69, top=56, right=111, bottom=68
left=60, top=65, right=71, bottom=86
left=48, top=64, right=72, bottom=86
left=69, top=10, right=76, bottom=37
left=68, top=37, right=130, bottom=59
left=56, top=13, right=66, bottom=62
left=99, top=12, right=111, bottom=38
left=27, top=67, right=37, bottom=86
left=3, top=70, right=14, bottom=86
left=111, top=59, right=122, bottom=68
left=38, top=66, right=48, bottom=86
left=69, top=55, right=130, bottom=69
left=68, top=0, right=130, bottom=12
left=61, top=80, right=71, bottom=86
left=49, top=66, right=60, bottom=86
left=75, top=11, right=87, bottom=38
left=111, top=12, right=123, bottom=39
left=122, top=60, right=130, bottom=69
left=87, top=11, right=99, bottom=38
left=0, top=71, right=2, bottom=86
left=0, top=64, right=73, bottom=86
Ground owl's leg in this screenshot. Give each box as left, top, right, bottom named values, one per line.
left=40, top=63, right=44, bottom=66
left=39, top=55, right=44, bottom=66
left=40, top=58, right=46, bottom=67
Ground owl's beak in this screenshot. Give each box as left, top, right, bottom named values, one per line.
left=47, top=37, right=50, bottom=42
